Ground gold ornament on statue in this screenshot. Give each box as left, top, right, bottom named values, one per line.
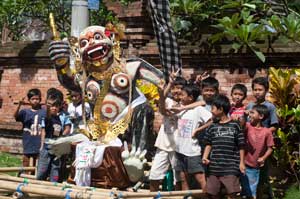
left=49, top=13, right=68, bottom=67
left=105, top=22, right=126, bottom=61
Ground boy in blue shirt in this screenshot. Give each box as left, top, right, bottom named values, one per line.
left=14, top=88, right=46, bottom=172
left=37, top=89, right=71, bottom=182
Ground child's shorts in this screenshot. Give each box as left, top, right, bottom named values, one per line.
left=240, top=166, right=260, bottom=198
left=174, top=152, right=204, bottom=174
left=149, top=149, right=181, bottom=183
left=207, top=175, right=240, bottom=196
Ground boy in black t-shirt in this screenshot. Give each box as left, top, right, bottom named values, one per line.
left=36, top=89, right=71, bottom=182
left=14, top=88, right=46, bottom=173
left=202, top=94, right=245, bottom=199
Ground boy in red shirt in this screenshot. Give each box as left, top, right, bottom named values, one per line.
left=241, top=104, right=274, bottom=199
left=229, top=83, right=247, bottom=124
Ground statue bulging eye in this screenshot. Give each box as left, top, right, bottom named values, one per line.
left=80, top=39, right=88, bottom=48
left=94, top=33, right=102, bottom=40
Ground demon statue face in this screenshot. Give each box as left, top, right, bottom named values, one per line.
left=79, top=26, right=114, bottom=72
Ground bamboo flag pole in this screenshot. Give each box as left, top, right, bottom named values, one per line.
left=0, top=167, right=35, bottom=172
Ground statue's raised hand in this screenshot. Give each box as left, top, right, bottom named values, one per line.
left=48, top=39, right=70, bottom=69
left=121, top=141, right=147, bottom=183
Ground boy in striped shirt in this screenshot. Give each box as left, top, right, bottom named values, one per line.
left=202, top=94, right=245, bottom=199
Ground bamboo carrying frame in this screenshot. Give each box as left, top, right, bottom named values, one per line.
left=0, top=174, right=205, bottom=199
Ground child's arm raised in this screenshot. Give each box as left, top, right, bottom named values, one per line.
left=169, top=100, right=206, bottom=114
left=14, top=97, right=25, bottom=120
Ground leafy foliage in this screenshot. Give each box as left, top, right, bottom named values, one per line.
left=169, top=0, right=300, bottom=62
left=0, top=0, right=72, bottom=40
left=269, top=67, right=300, bottom=188
left=269, top=67, right=300, bottom=108
left=0, top=0, right=118, bottom=41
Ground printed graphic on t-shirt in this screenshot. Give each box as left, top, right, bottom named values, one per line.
left=165, top=116, right=177, bottom=134
left=53, top=124, right=62, bottom=137
left=178, top=119, right=193, bottom=138
left=214, top=127, right=235, bottom=137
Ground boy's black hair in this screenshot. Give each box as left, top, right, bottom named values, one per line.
left=69, top=90, right=82, bottom=97
left=27, top=88, right=41, bottom=100
left=231, top=83, right=247, bottom=100
left=252, top=104, right=269, bottom=120
left=201, top=77, right=219, bottom=91
left=47, top=88, right=63, bottom=107
left=252, top=77, right=269, bottom=91
left=212, top=94, right=231, bottom=115
left=181, top=84, right=200, bottom=102
left=173, top=76, right=187, bottom=86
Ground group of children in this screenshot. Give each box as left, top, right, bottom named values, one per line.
left=14, top=88, right=90, bottom=182
left=14, top=74, right=278, bottom=198
left=150, top=76, right=278, bottom=199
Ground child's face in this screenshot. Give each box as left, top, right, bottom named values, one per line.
left=46, top=99, right=60, bottom=116
left=202, top=87, right=217, bottom=103
left=211, top=105, right=223, bottom=119
left=249, top=109, right=264, bottom=125
left=231, top=89, right=245, bottom=105
left=29, top=95, right=41, bottom=109
left=179, top=90, right=193, bottom=105
left=170, top=84, right=183, bottom=102
left=253, top=83, right=267, bottom=102
left=71, top=92, right=82, bottom=105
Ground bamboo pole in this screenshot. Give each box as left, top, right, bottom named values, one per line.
left=115, top=189, right=204, bottom=198
left=0, top=175, right=113, bottom=194
left=0, top=167, right=35, bottom=172
left=18, top=174, right=36, bottom=180
left=0, top=180, right=110, bottom=199
left=0, top=196, right=13, bottom=199
left=0, top=175, right=205, bottom=198
left=10, top=180, right=109, bottom=196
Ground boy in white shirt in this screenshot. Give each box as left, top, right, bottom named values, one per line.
left=175, top=84, right=212, bottom=191
left=149, top=77, right=186, bottom=191
left=67, top=91, right=92, bottom=133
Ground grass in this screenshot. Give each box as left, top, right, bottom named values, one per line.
left=0, top=152, right=22, bottom=176
left=284, top=184, right=300, bottom=199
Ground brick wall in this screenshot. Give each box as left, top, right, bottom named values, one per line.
left=0, top=67, right=68, bottom=154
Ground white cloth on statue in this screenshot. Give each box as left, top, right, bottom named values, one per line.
left=74, top=138, right=122, bottom=186
left=112, top=88, right=146, bottom=124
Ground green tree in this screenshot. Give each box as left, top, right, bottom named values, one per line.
left=170, top=0, right=300, bottom=62
left=0, top=0, right=117, bottom=41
